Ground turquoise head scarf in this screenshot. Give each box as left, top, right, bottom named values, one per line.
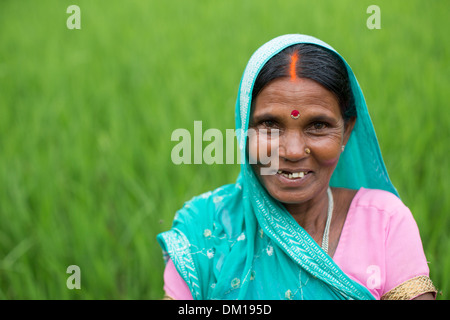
left=158, top=34, right=397, bottom=300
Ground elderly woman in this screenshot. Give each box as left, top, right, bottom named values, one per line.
left=157, top=34, right=437, bottom=300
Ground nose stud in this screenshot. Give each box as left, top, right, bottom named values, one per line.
left=305, top=147, right=311, bottom=154
left=290, top=109, right=300, bottom=119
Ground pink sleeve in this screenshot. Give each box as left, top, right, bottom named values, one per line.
left=163, top=258, right=194, bottom=300
left=383, top=203, right=430, bottom=295
left=332, top=188, right=433, bottom=299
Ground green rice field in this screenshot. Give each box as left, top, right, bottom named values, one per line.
left=0, top=0, right=448, bottom=299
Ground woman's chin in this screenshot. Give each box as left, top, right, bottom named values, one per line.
left=265, top=188, right=309, bottom=205
left=259, top=173, right=314, bottom=203
left=274, top=194, right=306, bottom=205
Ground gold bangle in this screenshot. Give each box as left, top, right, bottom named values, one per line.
left=162, top=292, right=175, bottom=300
left=381, top=276, right=437, bottom=300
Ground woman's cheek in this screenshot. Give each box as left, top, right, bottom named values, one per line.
left=310, top=140, right=342, bottom=167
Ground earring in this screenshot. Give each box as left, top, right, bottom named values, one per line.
left=305, top=147, right=311, bottom=154
left=341, top=145, right=345, bottom=152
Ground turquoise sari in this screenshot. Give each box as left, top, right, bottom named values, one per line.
left=158, top=34, right=397, bottom=300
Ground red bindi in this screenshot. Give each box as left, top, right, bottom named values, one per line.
left=290, top=109, right=300, bottom=119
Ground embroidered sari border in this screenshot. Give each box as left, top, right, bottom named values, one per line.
left=157, top=229, right=202, bottom=299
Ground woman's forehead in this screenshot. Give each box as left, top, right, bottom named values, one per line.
left=252, top=78, right=340, bottom=115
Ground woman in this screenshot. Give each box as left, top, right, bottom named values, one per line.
left=157, top=34, right=437, bottom=300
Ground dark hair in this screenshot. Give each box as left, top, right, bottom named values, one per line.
left=252, top=44, right=356, bottom=122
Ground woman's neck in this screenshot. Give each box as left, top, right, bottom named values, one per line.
left=283, top=187, right=330, bottom=240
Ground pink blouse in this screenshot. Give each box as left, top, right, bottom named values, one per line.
left=163, top=188, right=431, bottom=300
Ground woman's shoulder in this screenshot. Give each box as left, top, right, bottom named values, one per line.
left=334, top=187, right=430, bottom=299
left=345, top=187, right=417, bottom=233
left=351, top=187, right=408, bottom=216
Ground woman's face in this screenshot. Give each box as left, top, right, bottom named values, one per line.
left=248, top=77, right=355, bottom=205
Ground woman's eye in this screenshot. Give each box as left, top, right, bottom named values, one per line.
left=262, top=120, right=275, bottom=127
left=312, top=122, right=327, bottom=130
left=257, top=120, right=278, bottom=129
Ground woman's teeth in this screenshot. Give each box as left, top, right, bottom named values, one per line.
left=277, top=170, right=308, bottom=179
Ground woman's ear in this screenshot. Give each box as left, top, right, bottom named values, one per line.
left=343, top=116, right=356, bottom=145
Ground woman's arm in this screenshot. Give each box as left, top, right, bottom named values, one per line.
left=163, top=258, right=194, bottom=300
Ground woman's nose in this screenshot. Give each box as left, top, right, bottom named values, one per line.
left=279, top=130, right=308, bottom=161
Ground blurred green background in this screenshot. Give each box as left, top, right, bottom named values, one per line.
left=0, top=0, right=448, bottom=299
